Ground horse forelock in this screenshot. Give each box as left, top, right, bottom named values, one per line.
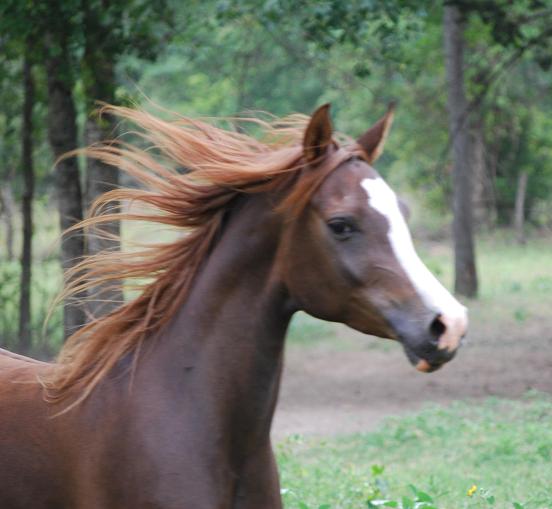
left=44, top=105, right=361, bottom=409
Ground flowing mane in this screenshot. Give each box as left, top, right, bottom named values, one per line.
left=44, top=105, right=358, bottom=406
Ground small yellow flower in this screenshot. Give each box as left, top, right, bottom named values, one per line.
left=467, top=485, right=477, bottom=497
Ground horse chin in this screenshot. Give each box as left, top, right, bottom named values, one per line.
left=402, top=344, right=443, bottom=373
left=414, top=358, right=442, bottom=373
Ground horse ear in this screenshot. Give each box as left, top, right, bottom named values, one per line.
left=303, top=103, right=333, bottom=162
left=357, top=103, right=395, bottom=163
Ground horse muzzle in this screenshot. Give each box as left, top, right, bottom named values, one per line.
left=402, top=341, right=459, bottom=372
left=386, top=307, right=468, bottom=372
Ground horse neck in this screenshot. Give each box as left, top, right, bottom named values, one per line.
left=141, top=192, right=293, bottom=446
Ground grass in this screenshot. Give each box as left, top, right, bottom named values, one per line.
left=416, top=232, right=552, bottom=301
left=287, top=312, right=336, bottom=346
left=277, top=392, right=552, bottom=509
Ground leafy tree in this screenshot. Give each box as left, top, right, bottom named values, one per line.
left=19, top=43, right=35, bottom=351
left=79, top=0, right=173, bottom=318
left=443, top=4, right=477, bottom=297
left=452, top=0, right=552, bottom=241
left=0, top=0, right=87, bottom=337
left=0, top=0, right=174, bottom=342
left=0, top=57, right=20, bottom=263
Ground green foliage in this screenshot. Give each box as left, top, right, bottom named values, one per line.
left=0, top=57, right=25, bottom=184
left=453, top=0, right=552, bottom=69
left=2, top=0, right=552, bottom=250
left=480, top=66, right=552, bottom=225
left=123, top=18, right=327, bottom=117
left=0, top=260, right=62, bottom=354
left=277, top=394, right=552, bottom=508
left=217, top=0, right=431, bottom=67
left=0, top=0, right=174, bottom=64
left=120, top=0, right=552, bottom=226
left=79, top=0, right=175, bottom=106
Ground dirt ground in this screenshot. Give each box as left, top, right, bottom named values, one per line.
left=272, top=315, right=552, bottom=440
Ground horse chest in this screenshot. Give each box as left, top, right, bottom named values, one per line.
left=72, top=394, right=274, bottom=508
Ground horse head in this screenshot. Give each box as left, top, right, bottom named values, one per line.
left=279, top=104, right=468, bottom=372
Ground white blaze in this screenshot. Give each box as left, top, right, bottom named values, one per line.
left=361, top=178, right=467, bottom=346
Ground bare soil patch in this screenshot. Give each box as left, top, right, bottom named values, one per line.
left=272, top=314, right=552, bottom=440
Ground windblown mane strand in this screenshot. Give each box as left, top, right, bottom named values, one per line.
left=44, top=105, right=353, bottom=407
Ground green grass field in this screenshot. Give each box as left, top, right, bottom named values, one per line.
left=277, top=392, right=552, bottom=509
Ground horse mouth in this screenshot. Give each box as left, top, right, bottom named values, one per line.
left=402, top=343, right=445, bottom=373
left=414, top=358, right=442, bottom=373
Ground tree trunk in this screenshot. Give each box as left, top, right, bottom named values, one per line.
left=470, top=113, right=491, bottom=227
left=18, top=51, right=35, bottom=353
left=513, top=171, right=528, bottom=245
left=443, top=5, right=478, bottom=298
left=0, top=178, right=15, bottom=261
left=83, top=56, right=122, bottom=318
left=45, top=42, right=86, bottom=339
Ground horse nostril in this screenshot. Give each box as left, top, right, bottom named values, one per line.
left=429, top=314, right=446, bottom=343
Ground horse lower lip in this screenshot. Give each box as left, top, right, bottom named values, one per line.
left=415, top=359, right=432, bottom=372
left=402, top=343, right=441, bottom=373
left=415, top=359, right=441, bottom=373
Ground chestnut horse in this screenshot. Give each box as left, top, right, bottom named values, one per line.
left=0, top=104, right=467, bottom=508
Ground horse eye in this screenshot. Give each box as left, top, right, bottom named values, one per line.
left=327, top=218, right=356, bottom=240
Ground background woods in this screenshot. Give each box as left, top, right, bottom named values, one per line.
left=0, top=0, right=551, bottom=351
left=1, top=0, right=173, bottom=343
